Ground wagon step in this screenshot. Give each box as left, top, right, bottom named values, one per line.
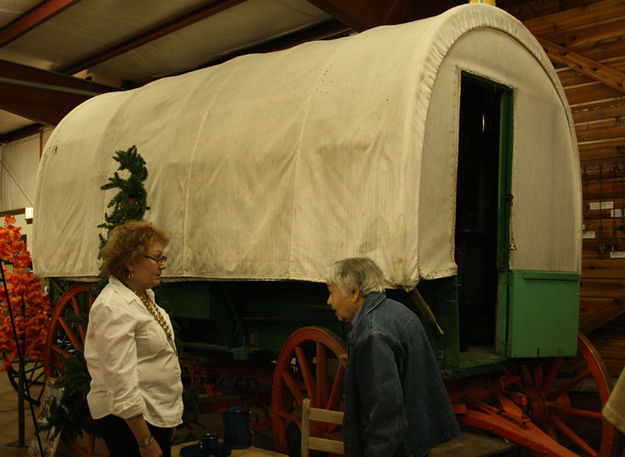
left=430, top=432, right=517, bottom=457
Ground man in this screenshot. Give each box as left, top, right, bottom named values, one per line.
left=327, top=257, right=460, bottom=457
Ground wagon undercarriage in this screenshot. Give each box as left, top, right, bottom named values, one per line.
left=38, top=279, right=613, bottom=457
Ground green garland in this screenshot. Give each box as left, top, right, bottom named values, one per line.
left=98, top=145, right=150, bottom=253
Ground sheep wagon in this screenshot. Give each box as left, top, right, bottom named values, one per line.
left=32, top=4, right=608, bottom=457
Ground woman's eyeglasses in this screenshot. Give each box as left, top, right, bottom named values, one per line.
left=143, top=254, right=168, bottom=265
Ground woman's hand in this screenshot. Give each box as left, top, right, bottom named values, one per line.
left=139, top=438, right=162, bottom=457
left=124, top=414, right=163, bottom=457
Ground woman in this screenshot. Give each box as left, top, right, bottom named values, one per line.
left=84, top=220, right=183, bottom=457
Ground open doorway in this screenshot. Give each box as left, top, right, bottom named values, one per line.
left=455, top=72, right=512, bottom=353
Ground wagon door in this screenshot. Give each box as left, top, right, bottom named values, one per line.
left=455, top=72, right=578, bottom=360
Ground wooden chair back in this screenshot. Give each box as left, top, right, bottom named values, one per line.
left=301, top=398, right=344, bottom=456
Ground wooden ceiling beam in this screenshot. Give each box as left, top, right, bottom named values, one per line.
left=540, top=38, right=625, bottom=94
left=542, top=17, right=625, bottom=49
left=0, top=81, right=91, bottom=126
left=0, top=123, right=43, bottom=144
left=0, top=0, right=83, bottom=47
left=58, top=0, right=247, bottom=75
left=497, top=0, right=560, bottom=21
left=0, top=59, right=117, bottom=125
left=0, top=59, right=116, bottom=94
left=524, top=0, right=625, bottom=36
left=306, top=0, right=451, bottom=32
left=568, top=18, right=625, bottom=48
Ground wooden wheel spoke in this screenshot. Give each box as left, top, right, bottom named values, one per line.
left=550, top=405, right=604, bottom=421
left=550, top=415, right=597, bottom=457
left=316, top=343, right=328, bottom=408
left=57, top=317, right=83, bottom=351
left=277, top=409, right=300, bottom=425
left=78, top=323, right=87, bottom=344
left=71, top=296, right=82, bottom=316
left=547, top=370, right=591, bottom=400
left=295, top=346, right=316, bottom=401
left=281, top=370, right=304, bottom=407
left=51, top=345, right=71, bottom=359
left=543, top=357, right=563, bottom=393
left=521, top=365, right=532, bottom=385
left=534, top=364, right=543, bottom=389
left=326, top=362, right=345, bottom=410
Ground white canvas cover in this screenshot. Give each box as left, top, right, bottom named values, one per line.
left=33, top=4, right=581, bottom=288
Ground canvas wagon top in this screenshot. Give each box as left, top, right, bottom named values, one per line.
left=32, top=4, right=581, bottom=287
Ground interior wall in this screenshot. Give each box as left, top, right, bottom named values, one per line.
left=0, top=127, right=52, bottom=248
left=1, top=135, right=37, bottom=210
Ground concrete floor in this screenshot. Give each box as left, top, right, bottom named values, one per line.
left=0, top=369, right=49, bottom=457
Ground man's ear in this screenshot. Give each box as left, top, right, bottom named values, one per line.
left=351, top=287, right=362, bottom=303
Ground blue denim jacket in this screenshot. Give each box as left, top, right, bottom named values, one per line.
left=343, top=292, right=460, bottom=457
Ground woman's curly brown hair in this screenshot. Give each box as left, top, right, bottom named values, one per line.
left=100, top=220, right=170, bottom=280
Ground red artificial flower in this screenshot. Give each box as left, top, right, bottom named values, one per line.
left=0, top=217, right=50, bottom=371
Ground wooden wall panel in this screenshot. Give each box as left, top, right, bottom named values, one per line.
left=580, top=138, right=625, bottom=160
left=589, top=314, right=625, bottom=375
left=582, top=176, right=625, bottom=200
left=577, top=121, right=625, bottom=143
left=565, top=83, right=623, bottom=105
left=522, top=0, right=625, bottom=36
left=572, top=98, right=625, bottom=124
left=498, top=0, right=625, bottom=374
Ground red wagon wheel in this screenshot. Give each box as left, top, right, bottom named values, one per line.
left=44, top=284, right=93, bottom=379
left=515, top=333, right=615, bottom=457
left=44, top=284, right=98, bottom=457
left=271, top=326, right=347, bottom=454
left=452, top=332, right=615, bottom=457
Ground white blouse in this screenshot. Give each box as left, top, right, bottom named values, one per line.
left=84, top=277, right=183, bottom=428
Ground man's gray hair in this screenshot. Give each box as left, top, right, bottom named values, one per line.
left=327, top=257, right=386, bottom=296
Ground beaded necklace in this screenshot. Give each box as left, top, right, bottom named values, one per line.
left=132, top=288, right=177, bottom=355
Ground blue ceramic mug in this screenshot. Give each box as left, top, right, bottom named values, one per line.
left=200, top=433, right=219, bottom=453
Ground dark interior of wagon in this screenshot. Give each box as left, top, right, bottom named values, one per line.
left=455, top=74, right=503, bottom=353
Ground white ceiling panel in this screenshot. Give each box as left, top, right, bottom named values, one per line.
left=0, top=109, right=34, bottom=132
left=89, top=0, right=331, bottom=82
left=0, top=0, right=214, bottom=71
left=0, top=0, right=39, bottom=28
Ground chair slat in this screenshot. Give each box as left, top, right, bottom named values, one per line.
left=301, top=398, right=345, bottom=456
left=309, top=436, right=345, bottom=454
left=309, top=407, right=344, bottom=425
